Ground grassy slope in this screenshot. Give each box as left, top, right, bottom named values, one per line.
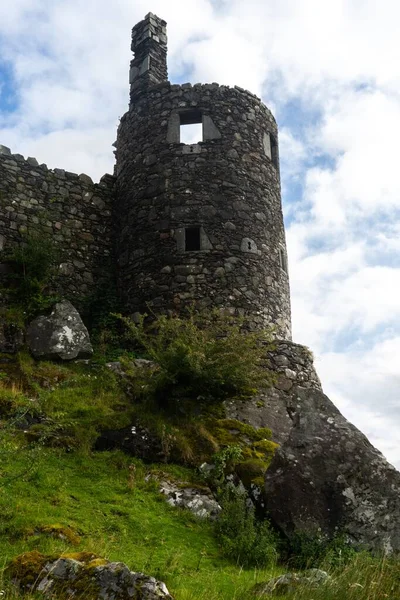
left=0, top=447, right=281, bottom=600
left=0, top=358, right=279, bottom=599
left=0, top=357, right=399, bottom=600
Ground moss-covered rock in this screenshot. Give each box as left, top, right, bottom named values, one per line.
left=6, top=550, right=48, bottom=588
left=6, top=551, right=173, bottom=599
left=235, top=459, right=267, bottom=489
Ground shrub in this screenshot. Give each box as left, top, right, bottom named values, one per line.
left=214, top=487, right=278, bottom=567
left=118, top=310, right=275, bottom=405
left=287, top=531, right=357, bottom=569
left=211, top=445, right=243, bottom=484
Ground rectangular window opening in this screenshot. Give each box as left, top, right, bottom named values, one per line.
left=185, top=227, right=201, bottom=251
left=279, top=248, right=288, bottom=274
left=270, top=134, right=278, bottom=168
left=180, top=110, right=203, bottom=144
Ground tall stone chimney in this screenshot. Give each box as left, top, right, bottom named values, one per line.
left=129, top=12, right=168, bottom=103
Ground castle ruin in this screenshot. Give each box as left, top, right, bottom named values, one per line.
left=0, top=13, right=291, bottom=339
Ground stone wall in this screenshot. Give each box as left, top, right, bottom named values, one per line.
left=115, top=81, right=292, bottom=338
left=0, top=145, right=115, bottom=302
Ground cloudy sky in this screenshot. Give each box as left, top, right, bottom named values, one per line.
left=1, top=0, right=399, bottom=468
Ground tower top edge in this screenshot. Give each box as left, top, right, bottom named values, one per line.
left=132, top=13, right=167, bottom=33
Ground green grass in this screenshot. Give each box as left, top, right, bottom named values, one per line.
left=0, top=356, right=399, bottom=600
left=0, top=444, right=279, bottom=599
left=279, top=554, right=400, bottom=599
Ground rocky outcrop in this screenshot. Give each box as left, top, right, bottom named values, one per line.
left=159, top=478, right=221, bottom=519
left=254, top=569, right=330, bottom=596
left=7, top=551, right=173, bottom=600
left=264, top=387, right=400, bottom=553
left=27, top=301, right=93, bottom=360
left=225, top=342, right=400, bottom=553
left=225, top=341, right=321, bottom=445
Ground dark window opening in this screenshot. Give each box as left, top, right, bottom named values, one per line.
left=185, top=227, right=201, bottom=251
left=270, top=133, right=278, bottom=169
left=180, top=110, right=203, bottom=144
left=248, top=241, right=252, bottom=250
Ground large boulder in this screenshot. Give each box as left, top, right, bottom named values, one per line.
left=224, top=341, right=322, bottom=445
left=27, top=300, right=93, bottom=360
left=7, top=551, right=173, bottom=600
left=264, top=387, right=400, bottom=553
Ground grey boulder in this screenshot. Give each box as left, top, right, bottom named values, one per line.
left=264, top=387, right=400, bottom=553
left=27, top=300, right=93, bottom=360
left=159, top=479, right=221, bottom=519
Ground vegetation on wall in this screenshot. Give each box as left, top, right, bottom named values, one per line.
left=118, top=310, right=276, bottom=405
left=80, top=269, right=123, bottom=357
left=0, top=234, right=60, bottom=322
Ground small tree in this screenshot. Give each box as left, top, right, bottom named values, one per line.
left=1, top=234, right=60, bottom=321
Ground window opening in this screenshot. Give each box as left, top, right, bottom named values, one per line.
left=248, top=241, right=252, bottom=250
left=185, top=227, right=201, bottom=251
left=270, top=133, right=278, bottom=168
left=279, top=248, right=288, bottom=273
left=180, top=110, right=203, bottom=144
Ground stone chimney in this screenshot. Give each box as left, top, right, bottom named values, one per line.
left=129, top=13, right=168, bottom=103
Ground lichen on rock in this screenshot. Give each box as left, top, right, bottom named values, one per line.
left=27, top=300, right=93, bottom=360
left=7, top=551, right=173, bottom=599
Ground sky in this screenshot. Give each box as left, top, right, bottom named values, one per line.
left=0, top=0, right=399, bottom=468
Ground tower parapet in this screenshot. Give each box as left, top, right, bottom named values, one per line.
left=116, top=15, right=292, bottom=339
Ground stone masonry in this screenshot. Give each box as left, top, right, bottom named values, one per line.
left=0, top=146, right=114, bottom=301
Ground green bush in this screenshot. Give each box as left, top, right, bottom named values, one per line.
left=214, top=488, right=278, bottom=567
left=287, top=531, right=357, bottom=569
left=118, top=311, right=275, bottom=405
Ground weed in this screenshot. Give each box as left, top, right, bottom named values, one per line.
left=214, top=487, right=278, bottom=568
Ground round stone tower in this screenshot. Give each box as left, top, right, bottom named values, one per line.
left=115, top=13, right=292, bottom=339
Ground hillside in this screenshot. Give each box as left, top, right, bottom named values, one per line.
left=0, top=337, right=399, bottom=600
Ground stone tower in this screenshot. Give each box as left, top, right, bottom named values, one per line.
left=115, top=13, right=291, bottom=339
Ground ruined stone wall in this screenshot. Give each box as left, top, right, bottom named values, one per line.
left=0, top=146, right=115, bottom=302
left=115, top=82, right=292, bottom=338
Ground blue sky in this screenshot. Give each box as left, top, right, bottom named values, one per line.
left=1, top=0, right=399, bottom=467
left=0, top=65, right=18, bottom=115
